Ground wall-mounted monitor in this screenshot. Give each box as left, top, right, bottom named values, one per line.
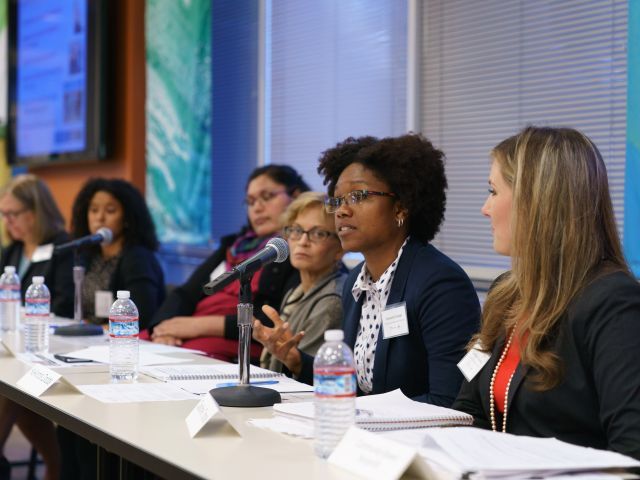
left=7, top=0, right=111, bottom=166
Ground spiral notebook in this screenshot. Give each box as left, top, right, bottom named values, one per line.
left=141, top=364, right=284, bottom=382
left=274, top=389, right=473, bottom=431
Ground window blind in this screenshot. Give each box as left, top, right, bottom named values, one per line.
left=421, top=0, right=628, bottom=275
left=267, top=0, right=408, bottom=190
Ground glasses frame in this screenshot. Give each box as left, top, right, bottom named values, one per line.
left=243, top=189, right=288, bottom=207
left=324, top=189, right=396, bottom=213
left=0, top=208, right=29, bottom=221
left=283, top=225, right=338, bottom=243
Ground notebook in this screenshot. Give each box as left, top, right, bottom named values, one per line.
left=141, top=364, right=284, bottom=382
left=273, top=389, right=473, bottom=431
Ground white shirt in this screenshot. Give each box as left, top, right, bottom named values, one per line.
left=352, top=238, right=408, bottom=393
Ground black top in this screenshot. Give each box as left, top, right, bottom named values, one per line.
left=0, top=231, right=74, bottom=317
left=78, top=245, right=165, bottom=330
left=148, top=232, right=300, bottom=339
left=453, top=270, right=640, bottom=460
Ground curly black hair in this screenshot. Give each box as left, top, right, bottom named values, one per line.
left=246, top=164, right=311, bottom=194
left=71, top=178, right=159, bottom=251
left=318, top=133, right=447, bottom=242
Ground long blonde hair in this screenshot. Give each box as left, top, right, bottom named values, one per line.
left=477, top=126, right=628, bottom=389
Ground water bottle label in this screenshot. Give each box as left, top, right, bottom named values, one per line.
left=109, top=316, right=139, bottom=338
left=314, top=369, right=357, bottom=398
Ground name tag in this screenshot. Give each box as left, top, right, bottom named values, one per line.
left=31, top=244, right=54, bottom=263
left=16, top=365, right=61, bottom=397
left=95, top=291, right=114, bottom=318
left=457, top=341, right=492, bottom=382
left=185, top=394, right=221, bottom=437
left=329, top=427, right=430, bottom=480
left=382, top=302, right=409, bottom=339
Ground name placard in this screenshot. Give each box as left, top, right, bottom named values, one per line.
left=16, top=365, right=61, bottom=397
left=328, top=427, right=430, bottom=480
left=185, top=394, right=221, bottom=437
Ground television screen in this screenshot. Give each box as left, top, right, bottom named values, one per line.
left=7, top=0, right=110, bottom=165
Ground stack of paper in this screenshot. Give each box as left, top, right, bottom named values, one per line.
left=382, top=427, right=640, bottom=479
left=273, top=389, right=473, bottom=431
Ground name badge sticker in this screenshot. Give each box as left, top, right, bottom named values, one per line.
left=95, top=290, right=114, bottom=318
left=16, top=365, right=61, bottom=397
left=457, top=341, right=492, bottom=382
left=31, top=244, right=54, bottom=263
left=382, top=302, right=409, bottom=339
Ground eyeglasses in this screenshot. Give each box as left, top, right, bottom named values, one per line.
left=324, top=190, right=396, bottom=213
left=0, top=208, right=28, bottom=220
left=244, top=190, right=288, bottom=207
left=283, top=225, right=337, bottom=243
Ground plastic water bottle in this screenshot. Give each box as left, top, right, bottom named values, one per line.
left=0, top=266, right=21, bottom=332
left=313, top=329, right=356, bottom=459
left=109, top=291, right=139, bottom=382
left=24, top=276, right=50, bottom=353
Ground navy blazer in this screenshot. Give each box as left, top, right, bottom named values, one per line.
left=454, top=270, right=640, bottom=460
left=299, top=237, right=480, bottom=407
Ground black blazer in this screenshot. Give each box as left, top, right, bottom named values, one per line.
left=149, top=232, right=300, bottom=339
left=453, top=270, right=640, bottom=460
left=80, top=245, right=165, bottom=330
left=298, top=237, right=481, bottom=407
left=0, top=232, right=74, bottom=317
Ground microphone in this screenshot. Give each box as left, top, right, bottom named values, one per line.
left=203, top=237, right=289, bottom=295
left=54, top=227, right=113, bottom=254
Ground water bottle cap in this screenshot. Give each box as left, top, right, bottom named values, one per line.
left=116, top=290, right=130, bottom=299
left=324, top=329, right=344, bottom=342
left=32, top=276, right=45, bottom=285
left=4, top=266, right=15, bottom=274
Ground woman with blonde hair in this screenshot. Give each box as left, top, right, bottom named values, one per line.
left=0, top=174, right=74, bottom=480
left=454, top=126, right=640, bottom=459
left=259, top=191, right=346, bottom=373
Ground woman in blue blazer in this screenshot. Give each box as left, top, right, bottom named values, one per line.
left=255, top=135, right=480, bottom=407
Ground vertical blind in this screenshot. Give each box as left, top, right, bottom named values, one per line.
left=268, top=0, right=408, bottom=190
left=421, top=0, right=628, bottom=274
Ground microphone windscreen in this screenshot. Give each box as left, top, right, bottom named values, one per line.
left=98, top=227, right=113, bottom=245
left=266, top=237, right=289, bottom=263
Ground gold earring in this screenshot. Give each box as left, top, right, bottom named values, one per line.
left=397, top=217, right=404, bottom=228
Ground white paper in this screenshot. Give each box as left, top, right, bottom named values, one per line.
left=329, top=427, right=429, bottom=480
left=75, top=383, right=198, bottom=403
left=64, top=345, right=192, bottom=366
left=273, top=389, right=472, bottom=430
left=248, top=417, right=314, bottom=439
left=418, top=427, right=640, bottom=477
left=185, top=394, right=220, bottom=437
left=174, top=376, right=313, bottom=395
left=16, top=365, right=61, bottom=397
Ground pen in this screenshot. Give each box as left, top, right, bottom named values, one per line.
left=216, top=380, right=279, bottom=388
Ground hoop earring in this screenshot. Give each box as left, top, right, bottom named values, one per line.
left=396, top=217, right=404, bottom=228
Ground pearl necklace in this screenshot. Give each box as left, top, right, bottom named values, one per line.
left=489, top=327, right=517, bottom=432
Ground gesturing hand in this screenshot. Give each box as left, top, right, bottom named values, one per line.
left=253, top=305, right=304, bottom=376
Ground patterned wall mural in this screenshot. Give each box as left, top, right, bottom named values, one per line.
left=145, top=0, right=211, bottom=244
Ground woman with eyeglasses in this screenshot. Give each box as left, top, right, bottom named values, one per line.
left=0, top=174, right=74, bottom=480
left=146, top=165, right=309, bottom=361
left=259, top=192, right=347, bottom=373
left=254, top=135, right=481, bottom=406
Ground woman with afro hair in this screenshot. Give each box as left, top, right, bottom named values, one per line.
left=254, top=134, right=480, bottom=406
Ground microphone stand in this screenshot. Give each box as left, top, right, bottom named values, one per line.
left=209, top=271, right=281, bottom=407
left=73, top=250, right=85, bottom=323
